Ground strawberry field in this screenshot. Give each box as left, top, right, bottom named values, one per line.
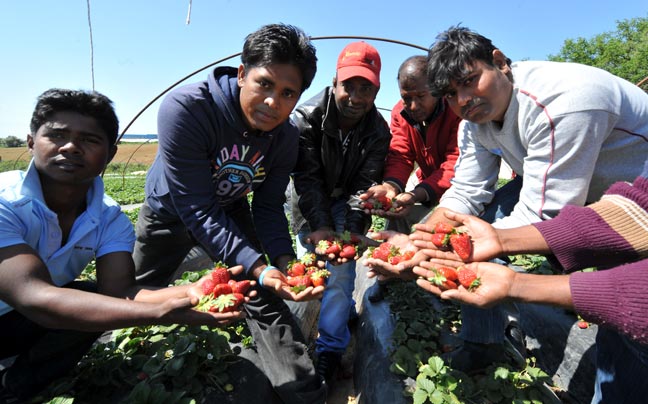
left=0, top=156, right=596, bottom=403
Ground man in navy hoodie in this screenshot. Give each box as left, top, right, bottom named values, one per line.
left=132, top=24, right=325, bottom=403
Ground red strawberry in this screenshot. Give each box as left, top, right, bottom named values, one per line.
left=457, top=267, right=481, bottom=290
left=434, top=222, right=455, bottom=234
left=363, top=201, right=374, bottom=210
left=211, top=267, right=230, bottom=285
left=377, top=195, right=393, bottom=210
left=201, top=279, right=216, bottom=295
left=287, top=260, right=306, bottom=277
left=288, top=275, right=312, bottom=293
left=325, top=241, right=342, bottom=256
left=577, top=320, right=589, bottom=329
left=310, top=269, right=330, bottom=287
left=449, top=232, right=472, bottom=261
left=210, top=293, right=244, bottom=313
left=431, top=233, right=450, bottom=249
left=231, top=280, right=251, bottom=294
left=370, top=247, right=390, bottom=262
left=429, top=266, right=459, bottom=290
left=388, top=254, right=403, bottom=265
left=212, top=283, right=232, bottom=297
left=437, top=266, right=458, bottom=282
left=401, top=250, right=415, bottom=261
left=339, top=244, right=357, bottom=259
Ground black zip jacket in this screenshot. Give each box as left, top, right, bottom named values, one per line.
left=290, top=87, right=391, bottom=235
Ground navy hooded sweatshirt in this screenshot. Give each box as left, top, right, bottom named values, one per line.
left=144, top=66, right=298, bottom=274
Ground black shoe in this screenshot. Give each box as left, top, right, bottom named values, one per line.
left=368, top=282, right=387, bottom=303
left=315, top=351, right=341, bottom=383
left=441, top=340, right=524, bottom=374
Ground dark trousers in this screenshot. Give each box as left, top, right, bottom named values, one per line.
left=0, top=281, right=102, bottom=400
left=132, top=201, right=326, bottom=404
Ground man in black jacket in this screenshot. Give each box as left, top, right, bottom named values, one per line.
left=290, top=41, right=391, bottom=384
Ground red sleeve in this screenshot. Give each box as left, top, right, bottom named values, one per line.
left=382, top=101, right=418, bottom=190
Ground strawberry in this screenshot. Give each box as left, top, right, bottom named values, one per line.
left=231, top=280, right=251, bottom=294
left=577, top=320, right=589, bottom=329
left=210, top=293, right=244, bottom=313
left=212, top=283, right=232, bottom=297
left=457, top=267, right=481, bottom=290
left=288, top=275, right=312, bottom=293
left=310, top=269, right=330, bottom=287
left=389, top=254, right=403, bottom=265
left=437, top=266, right=458, bottom=282
left=201, top=279, right=216, bottom=295
left=370, top=246, right=390, bottom=262
left=339, top=244, right=357, bottom=259
left=401, top=250, right=415, bottom=261
left=377, top=195, right=393, bottom=210
left=287, top=260, right=306, bottom=277
left=363, top=201, right=374, bottom=210
left=431, top=233, right=450, bottom=249
left=316, top=240, right=331, bottom=255
left=429, top=266, right=459, bottom=290
left=300, top=252, right=316, bottom=266
left=449, top=232, right=472, bottom=260
left=325, top=241, right=342, bottom=256
left=434, top=222, right=455, bottom=234
left=211, top=266, right=230, bottom=285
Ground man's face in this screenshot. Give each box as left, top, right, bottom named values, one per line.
left=238, top=64, right=302, bottom=132
left=28, top=111, right=116, bottom=186
left=333, top=76, right=378, bottom=127
left=443, top=53, right=513, bottom=124
left=399, top=74, right=438, bottom=123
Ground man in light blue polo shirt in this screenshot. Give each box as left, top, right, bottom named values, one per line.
left=0, top=89, right=246, bottom=402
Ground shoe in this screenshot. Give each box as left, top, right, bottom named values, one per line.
left=441, top=340, right=524, bottom=374
left=315, top=351, right=341, bottom=383
left=504, top=322, right=527, bottom=368
left=367, top=282, right=387, bottom=303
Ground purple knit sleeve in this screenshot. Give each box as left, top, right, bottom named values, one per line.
left=533, top=206, right=638, bottom=271
left=570, top=259, right=648, bottom=345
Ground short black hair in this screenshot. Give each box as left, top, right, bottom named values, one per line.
left=427, top=26, right=512, bottom=97
left=30, top=88, right=119, bottom=145
left=241, top=23, right=317, bottom=93
left=397, top=55, right=427, bottom=82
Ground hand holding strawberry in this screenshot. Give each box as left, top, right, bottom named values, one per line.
left=195, top=263, right=255, bottom=314
left=314, top=230, right=365, bottom=265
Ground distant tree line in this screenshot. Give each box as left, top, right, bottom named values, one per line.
left=0, top=136, right=26, bottom=148
left=549, top=15, right=648, bottom=89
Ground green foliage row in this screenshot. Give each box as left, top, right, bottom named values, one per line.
left=383, top=279, right=562, bottom=404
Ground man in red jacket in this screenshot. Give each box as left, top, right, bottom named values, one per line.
left=362, top=55, right=460, bottom=302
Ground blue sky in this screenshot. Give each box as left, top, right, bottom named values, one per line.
left=1, top=1, right=646, bottom=138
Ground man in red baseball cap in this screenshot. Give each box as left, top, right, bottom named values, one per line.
left=288, top=41, right=391, bottom=385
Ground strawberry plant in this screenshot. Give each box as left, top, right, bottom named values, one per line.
left=381, top=281, right=562, bottom=404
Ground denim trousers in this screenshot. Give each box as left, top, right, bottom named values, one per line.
left=296, top=199, right=357, bottom=355
left=459, top=176, right=523, bottom=343
left=133, top=201, right=326, bottom=403
left=591, top=328, right=648, bottom=403
left=0, top=281, right=102, bottom=400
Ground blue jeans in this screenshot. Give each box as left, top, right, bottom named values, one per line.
left=296, top=199, right=357, bottom=355
left=459, top=176, right=523, bottom=343
left=591, top=328, right=648, bottom=403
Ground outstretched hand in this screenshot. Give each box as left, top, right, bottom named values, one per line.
left=259, top=267, right=325, bottom=302
left=413, top=261, right=515, bottom=308
left=410, top=210, right=504, bottom=263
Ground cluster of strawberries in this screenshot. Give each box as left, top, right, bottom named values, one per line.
left=430, top=222, right=473, bottom=261
left=286, top=252, right=331, bottom=293
left=367, top=242, right=416, bottom=265
left=197, top=264, right=251, bottom=313
left=315, top=231, right=362, bottom=261
left=361, top=195, right=395, bottom=212
left=428, top=265, right=481, bottom=291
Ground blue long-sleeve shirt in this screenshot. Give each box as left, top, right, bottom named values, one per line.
left=144, top=67, right=297, bottom=274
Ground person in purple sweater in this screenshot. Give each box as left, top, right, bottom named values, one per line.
left=412, top=159, right=648, bottom=403
left=132, top=24, right=326, bottom=403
